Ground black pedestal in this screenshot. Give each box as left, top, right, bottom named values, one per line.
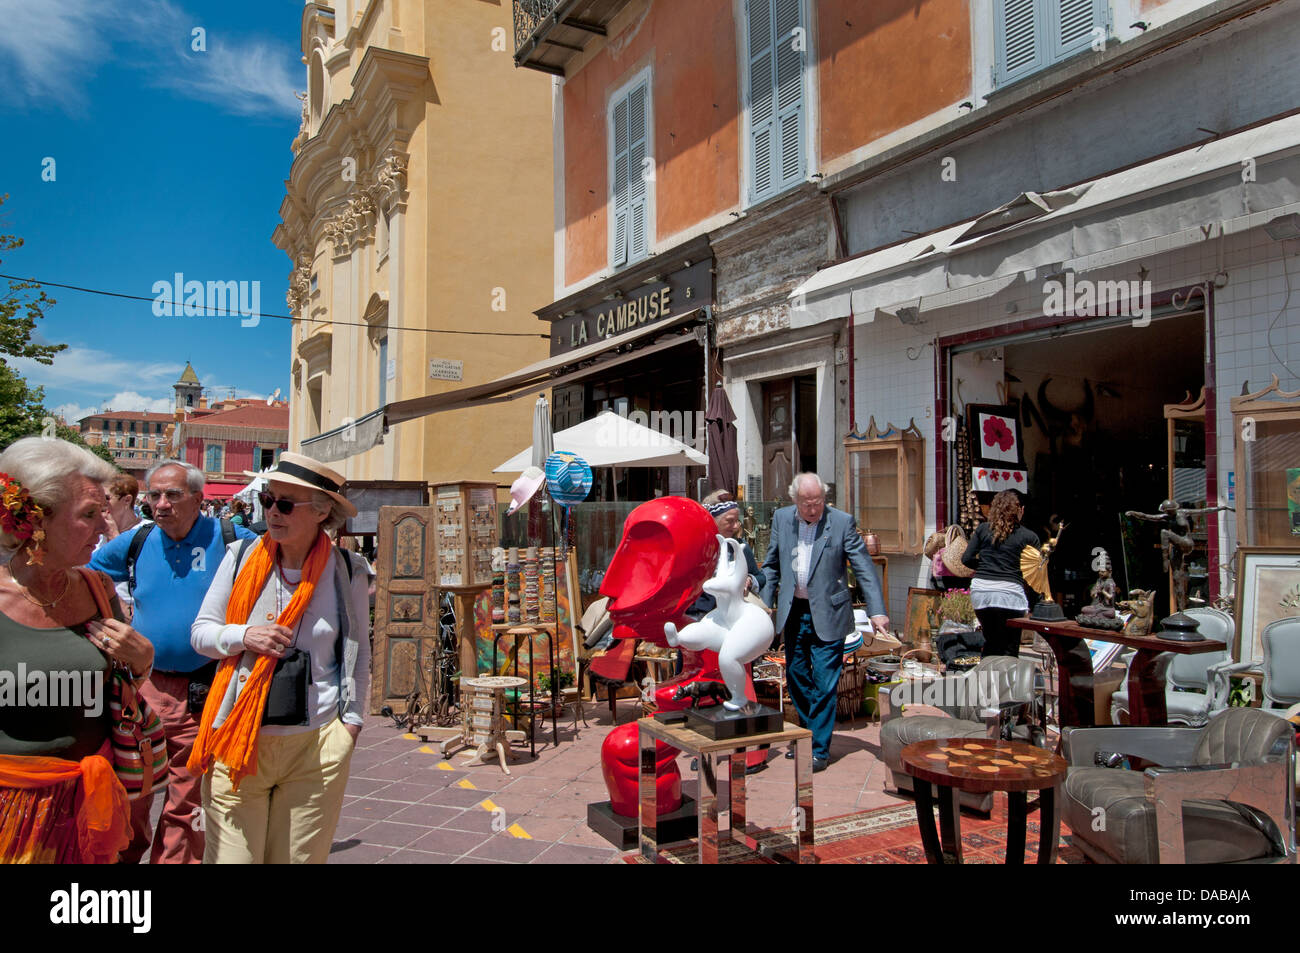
left=685, top=702, right=784, bottom=740
left=586, top=796, right=698, bottom=850
left=1031, top=601, right=1066, bottom=622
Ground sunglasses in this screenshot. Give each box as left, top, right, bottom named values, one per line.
left=258, top=490, right=308, bottom=516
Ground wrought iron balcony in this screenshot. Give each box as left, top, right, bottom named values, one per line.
left=513, top=0, right=628, bottom=76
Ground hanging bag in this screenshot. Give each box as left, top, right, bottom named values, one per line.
left=939, top=525, right=976, bottom=579
left=76, top=568, right=168, bottom=801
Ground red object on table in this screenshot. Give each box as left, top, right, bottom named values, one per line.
left=1008, top=617, right=1226, bottom=727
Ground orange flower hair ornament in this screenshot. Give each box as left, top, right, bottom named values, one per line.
left=0, top=472, right=46, bottom=565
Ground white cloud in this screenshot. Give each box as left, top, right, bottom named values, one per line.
left=12, top=347, right=177, bottom=394
left=53, top=391, right=172, bottom=425
left=0, top=0, right=301, bottom=119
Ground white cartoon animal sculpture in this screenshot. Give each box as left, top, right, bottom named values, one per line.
left=663, top=535, right=774, bottom=711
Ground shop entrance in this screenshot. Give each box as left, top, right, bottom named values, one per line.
left=947, top=310, right=1208, bottom=618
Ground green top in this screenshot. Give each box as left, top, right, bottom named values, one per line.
left=0, top=612, right=111, bottom=761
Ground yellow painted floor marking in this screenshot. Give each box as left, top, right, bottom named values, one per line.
left=479, top=798, right=499, bottom=812
left=417, top=745, right=437, bottom=754
left=403, top=733, right=418, bottom=740
left=437, top=761, right=454, bottom=770
left=457, top=778, right=477, bottom=790
left=507, top=823, right=532, bottom=840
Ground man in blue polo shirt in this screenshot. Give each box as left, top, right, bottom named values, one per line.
left=91, top=459, right=255, bottom=864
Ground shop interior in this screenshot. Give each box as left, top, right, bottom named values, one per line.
left=950, top=310, right=1207, bottom=618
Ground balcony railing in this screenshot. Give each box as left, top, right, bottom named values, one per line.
left=513, top=0, right=559, bottom=52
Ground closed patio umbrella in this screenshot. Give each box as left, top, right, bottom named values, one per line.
left=705, top=385, right=739, bottom=496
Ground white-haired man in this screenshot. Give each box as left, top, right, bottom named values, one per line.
left=90, top=459, right=255, bottom=863
left=761, top=473, right=888, bottom=770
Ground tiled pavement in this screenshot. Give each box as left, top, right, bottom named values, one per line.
left=329, top=701, right=910, bottom=864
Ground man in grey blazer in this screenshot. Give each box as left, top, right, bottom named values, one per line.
left=761, top=473, right=889, bottom=769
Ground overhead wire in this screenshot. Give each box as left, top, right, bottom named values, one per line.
left=0, top=273, right=550, bottom=339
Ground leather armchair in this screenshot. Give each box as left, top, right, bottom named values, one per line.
left=1110, top=607, right=1232, bottom=726
left=1209, top=617, right=1300, bottom=716
left=1061, top=707, right=1296, bottom=863
left=879, top=656, right=1043, bottom=812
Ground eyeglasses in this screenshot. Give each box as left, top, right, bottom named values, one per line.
left=146, top=489, right=190, bottom=503
left=258, top=490, right=305, bottom=516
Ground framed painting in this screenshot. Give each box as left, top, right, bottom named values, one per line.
left=904, top=587, right=945, bottom=646
left=965, top=403, right=1028, bottom=495
left=1233, top=546, right=1300, bottom=663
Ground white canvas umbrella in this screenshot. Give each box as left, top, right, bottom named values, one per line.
left=493, top=410, right=709, bottom=473
left=531, top=396, right=553, bottom=469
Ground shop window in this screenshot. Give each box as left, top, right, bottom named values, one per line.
left=744, top=0, right=807, bottom=204
left=994, top=0, right=1109, bottom=88
left=608, top=73, right=652, bottom=268
left=844, top=426, right=925, bottom=555
left=205, top=444, right=223, bottom=474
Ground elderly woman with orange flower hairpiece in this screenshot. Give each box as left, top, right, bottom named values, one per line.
left=188, top=453, right=369, bottom=864
left=0, top=437, right=155, bottom=863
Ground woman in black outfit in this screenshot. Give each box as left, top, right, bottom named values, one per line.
left=961, top=491, right=1039, bottom=658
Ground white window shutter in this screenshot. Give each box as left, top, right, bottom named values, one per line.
left=747, top=0, right=776, bottom=200
left=994, top=0, right=1043, bottom=87
left=612, top=95, right=630, bottom=266
left=773, top=0, right=804, bottom=190
left=627, top=82, right=649, bottom=262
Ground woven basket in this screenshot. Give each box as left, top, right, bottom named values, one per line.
left=940, top=525, right=975, bottom=578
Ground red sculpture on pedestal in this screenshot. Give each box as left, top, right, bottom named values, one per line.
left=596, top=498, right=761, bottom=817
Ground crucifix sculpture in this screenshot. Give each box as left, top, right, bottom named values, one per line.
left=1125, top=500, right=1234, bottom=612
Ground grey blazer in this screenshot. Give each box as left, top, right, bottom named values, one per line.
left=760, top=505, right=886, bottom=643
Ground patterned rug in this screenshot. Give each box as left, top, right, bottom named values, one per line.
left=621, top=795, right=1087, bottom=863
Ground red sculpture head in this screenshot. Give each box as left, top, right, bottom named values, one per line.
left=600, top=497, right=718, bottom=625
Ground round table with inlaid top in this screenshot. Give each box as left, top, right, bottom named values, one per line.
left=900, top=739, right=1068, bottom=864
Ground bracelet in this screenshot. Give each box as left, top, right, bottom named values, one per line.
left=129, top=663, right=153, bottom=683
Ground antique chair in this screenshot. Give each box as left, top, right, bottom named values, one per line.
left=879, top=656, right=1044, bottom=812
left=1109, top=607, right=1232, bottom=726
left=1061, top=707, right=1296, bottom=863
left=1208, top=617, right=1300, bottom=716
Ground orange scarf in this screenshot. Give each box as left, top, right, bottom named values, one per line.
left=0, top=744, right=131, bottom=864
left=187, top=531, right=332, bottom=789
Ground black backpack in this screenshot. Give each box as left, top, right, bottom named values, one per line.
left=125, top=517, right=237, bottom=595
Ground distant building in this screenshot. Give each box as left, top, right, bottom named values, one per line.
left=169, top=362, right=289, bottom=499
left=78, top=410, right=175, bottom=480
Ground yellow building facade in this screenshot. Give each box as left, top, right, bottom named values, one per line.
left=274, top=1, right=554, bottom=484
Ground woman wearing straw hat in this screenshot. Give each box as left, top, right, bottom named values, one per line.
left=960, top=490, right=1040, bottom=658
left=188, top=453, right=369, bottom=863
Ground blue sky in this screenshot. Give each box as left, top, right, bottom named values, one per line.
left=0, top=0, right=304, bottom=425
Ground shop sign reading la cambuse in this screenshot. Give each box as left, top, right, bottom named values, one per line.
left=564, top=286, right=672, bottom=350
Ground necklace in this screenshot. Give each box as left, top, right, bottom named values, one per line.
left=8, top=570, right=72, bottom=609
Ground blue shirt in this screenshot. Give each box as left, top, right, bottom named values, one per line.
left=90, top=517, right=256, bottom=673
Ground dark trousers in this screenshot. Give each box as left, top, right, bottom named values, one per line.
left=976, top=607, right=1025, bottom=658
left=784, top=598, right=844, bottom=760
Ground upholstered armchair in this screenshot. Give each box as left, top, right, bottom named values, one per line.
left=1209, top=617, right=1300, bottom=716
left=1061, top=707, right=1296, bottom=863
left=1110, top=607, right=1232, bottom=726
left=879, top=656, right=1043, bottom=812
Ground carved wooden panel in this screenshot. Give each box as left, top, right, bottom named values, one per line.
left=371, top=505, right=439, bottom=714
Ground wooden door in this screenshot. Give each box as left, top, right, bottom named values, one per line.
left=763, top=379, right=795, bottom=500
left=371, top=505, right=440, bottom=715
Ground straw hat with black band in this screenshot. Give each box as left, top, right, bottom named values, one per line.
left=245, top=452, right=358, bottom=518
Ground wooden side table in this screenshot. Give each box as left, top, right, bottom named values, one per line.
left=901, top=738, right=1067, bottom=864
left=637, top=716, right=815, bottom=864
left=441, top=675, right=529, bottom=774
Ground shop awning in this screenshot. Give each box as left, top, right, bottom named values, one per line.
left=791, top=112, right=1300, bottom=327
left=493, top=409, right=709, bottom=472
left=202, top=482, right=247, bottom=500
left=300, top=309, right=705, bottom=463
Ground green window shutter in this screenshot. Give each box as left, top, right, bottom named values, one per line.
left=1049, top=0, right=1106, bottom=62
left=612, top=95, right=630, bottom=266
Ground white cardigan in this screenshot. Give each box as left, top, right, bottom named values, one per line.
left=191, top=543, right=371, bottom=735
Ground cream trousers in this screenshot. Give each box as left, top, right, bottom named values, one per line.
left=201, top=718, right=355, bottom=864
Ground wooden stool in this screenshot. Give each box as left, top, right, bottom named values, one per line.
left=441, top=676, right=529, bottom=774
